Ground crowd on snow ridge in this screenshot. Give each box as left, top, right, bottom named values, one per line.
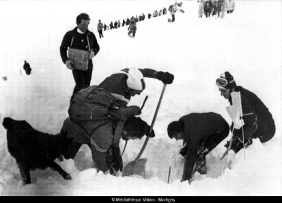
left=96, top=2, right=184, bottom=37
left=96, top=0, right=236, bottom=39
left=198, top=0, right=235, bottom=19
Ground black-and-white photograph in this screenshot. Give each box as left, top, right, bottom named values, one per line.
left=0, top=0, right=281, bottom=196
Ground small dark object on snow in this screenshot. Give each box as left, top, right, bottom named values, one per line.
left=23, top=60, right=32, bottom=75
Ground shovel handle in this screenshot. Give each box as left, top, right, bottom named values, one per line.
left=134, top=84, right=167, bottom=161
left=140, top=95, right=148, bottom=111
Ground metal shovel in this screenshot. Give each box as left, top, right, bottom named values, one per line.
left=122, top=84, right=167, bottom=177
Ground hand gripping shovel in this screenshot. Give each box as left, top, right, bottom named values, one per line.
left=122, top=84, right=167, bottom=177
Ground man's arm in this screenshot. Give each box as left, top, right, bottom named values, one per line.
left=139, top=68, right=174, bottom=84
left=90, top=33, right=100, bottom=56
left=59, top=31, right=73, bottom=64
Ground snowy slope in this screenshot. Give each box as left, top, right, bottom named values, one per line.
left=0, top=0, right=281, bottom=196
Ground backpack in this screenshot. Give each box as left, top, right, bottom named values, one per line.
left=68, top=85, right=122, bottom=122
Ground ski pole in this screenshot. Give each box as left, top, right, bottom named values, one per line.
left=167, top=167, right=171, bottom=184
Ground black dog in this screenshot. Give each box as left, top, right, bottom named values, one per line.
left=2, top=117, right=72, bottom=184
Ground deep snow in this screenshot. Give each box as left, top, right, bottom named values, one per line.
left=0, top=0, right=281, bottom=196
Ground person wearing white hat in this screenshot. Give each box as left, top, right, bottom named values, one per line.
left=98, top=67, right=174, bottom=106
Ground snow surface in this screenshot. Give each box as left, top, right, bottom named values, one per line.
left=0, top=0, right=281, bottom=196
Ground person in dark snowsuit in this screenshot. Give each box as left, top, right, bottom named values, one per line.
left=60, top=13, right=100, bottom=100
left=204, top=0, right=213, bottom=18
left=163, top=7, right=167, bottom=15
left=110, top=21, right=114, bottom=29
left=97, top=20, right=104, bottom=38
left=103, top=24, right=109, bottom=31
left=23, top=60, right=32, bottom=75
left=216, top=71, right=276, bottom=153
left=126, top=18, right=130, bottom=25
left=167, top=112, right=229, bottom=183
left=114, top=21, right=118, bottom=29
left=122, top=19, right=126, bottom=26
left=128, top=19, right=137, bottom=38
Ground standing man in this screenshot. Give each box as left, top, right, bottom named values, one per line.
left=226, top=0, right=235, bottom=14
left=167, top=112, right=230, bottom=183
left=216, top=71, right=275, bottom=153
left=97, top=20, right=104, bottom=38
left=168, top=3, right=176, bottom=22
left=60, top=13, right=100, bottom=100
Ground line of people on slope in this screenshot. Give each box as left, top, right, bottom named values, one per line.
left=198, top=0, right=235, bottom=18
left=98, top=1, right=184, bottom=38
left=59, top=13, right=275, bottom=184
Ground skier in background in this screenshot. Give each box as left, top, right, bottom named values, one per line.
left=128, top=19, right=137, bottom=38
left=97, top=20, right=104, bottom=38
left=226, top=0, right=235, bottom=14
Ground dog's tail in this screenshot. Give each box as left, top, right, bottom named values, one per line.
left=2, top=117, right=14, bottom=129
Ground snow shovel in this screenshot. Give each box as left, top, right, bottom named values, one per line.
left=122, top=84, right=167, bottom=177
left=121, top=95, right=148, bottom=156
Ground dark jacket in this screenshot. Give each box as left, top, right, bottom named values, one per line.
left=204, top=0, right=212, bottom=12
left=230, top=86, right=275, bottom=140
left=60, top=27, right=100, bottom=64
left=180, top=113, right=228, bottom=181
left=98, top=68, right=159, bottom=106
left=128, top=21, right=137, bottom=32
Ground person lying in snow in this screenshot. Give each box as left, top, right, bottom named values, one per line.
left=60, top=116, right=154, bottom=175
left=167, top=112, right=229, bottom=183
left=216, top=71, right=276, bottom=153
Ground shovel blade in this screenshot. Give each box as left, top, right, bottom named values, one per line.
left=122, top=158, right=147, bottom=178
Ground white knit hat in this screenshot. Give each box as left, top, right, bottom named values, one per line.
left=126, top=67, right=144, bottom=91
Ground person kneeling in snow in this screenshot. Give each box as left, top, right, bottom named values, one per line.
left=60, top=116, right=154, bottom=175
left=216, top=72, right=276, bottom=154
left=167, top=112, right=229, bottom=183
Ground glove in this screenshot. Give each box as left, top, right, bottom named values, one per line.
left=224, top=136, right=252, bottom=154
left=145, top=126, right=155, bottom=138
left=111, top=147, right=123, bottom=172
left=179, top=145, right=188, bottom=157
left=197, top=146, right=209, bottom=160
left=155, top=71, right=174, bottom=84
left=118, top=106, right=141, bottom=117
left=65, top=60, right=74, bottom=70
left=89, top=51, right=95, bottom=59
